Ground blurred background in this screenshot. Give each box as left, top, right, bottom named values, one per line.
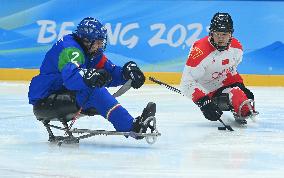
left=1, top=0, right=284, bottom=84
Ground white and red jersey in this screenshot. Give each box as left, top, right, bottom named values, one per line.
left=180, top=36, right=244, bottom=103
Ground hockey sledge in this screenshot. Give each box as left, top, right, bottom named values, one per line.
left=35, top=80, right=161, bottom=145
left=40, top=103, right=161, bottom=146
left=44, top=115, right=161, bottom=146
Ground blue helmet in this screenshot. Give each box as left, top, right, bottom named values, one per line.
left=75, top=17, right=107, bottom=42
left=74, top=17, right=107, bottom=57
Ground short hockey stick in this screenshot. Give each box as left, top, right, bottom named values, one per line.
left=149, top=76, right=234, bottom=131
left=217, top=118, right=234, bottom=131
left=112, top=79, right=132, bottom=97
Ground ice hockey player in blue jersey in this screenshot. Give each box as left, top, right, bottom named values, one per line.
left=28, top=17, right=157, bottom=142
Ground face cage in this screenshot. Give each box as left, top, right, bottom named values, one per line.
left=87, top=38, right=107, bottom=59
left=209, top=32, right=232, bottom=52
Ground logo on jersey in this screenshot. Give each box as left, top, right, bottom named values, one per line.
left=212, top=66, right=234, bottom=79
left=189, top=47, right=203, bottom=60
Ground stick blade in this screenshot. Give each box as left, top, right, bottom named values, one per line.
left=218, top=127, right=226, bottom=130
left=218, top=126, right=234, bottom=131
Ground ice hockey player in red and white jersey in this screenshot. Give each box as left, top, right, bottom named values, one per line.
left=180, top=12, right=258, bottom=124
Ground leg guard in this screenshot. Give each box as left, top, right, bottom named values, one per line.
left=229, top=87, right=251, bottom=117
left=33, top=91, right=79, bottom=121
left=213, top=84, right=258, bottom=122
left=225, top=87, right=258, bottom=121
left=234, top=99, right=259, bottom=120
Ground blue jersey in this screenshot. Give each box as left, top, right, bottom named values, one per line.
left=28, top=34, right=126, bottom=105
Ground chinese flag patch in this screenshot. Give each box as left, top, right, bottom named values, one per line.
left=222, top=59, right=229, bottom=65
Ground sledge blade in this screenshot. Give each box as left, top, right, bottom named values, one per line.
left=71, top=128, right=161, bottom=137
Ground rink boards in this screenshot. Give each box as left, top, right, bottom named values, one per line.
left=0, top=68, right=284, bottom=86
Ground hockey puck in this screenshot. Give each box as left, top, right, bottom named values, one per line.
left=218, top=127, right=226, bottom=130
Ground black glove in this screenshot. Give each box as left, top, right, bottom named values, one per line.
left=83, top=68, right=112, bottom=88
left=122, top=61, right=145, bottom=89
left=196, top=96, right=223, bottom=121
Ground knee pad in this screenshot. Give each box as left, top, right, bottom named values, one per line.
left=33, top=92, right=79, bottom=121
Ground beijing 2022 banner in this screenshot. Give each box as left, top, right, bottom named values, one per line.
left=0, top=0, right=284, bottom=74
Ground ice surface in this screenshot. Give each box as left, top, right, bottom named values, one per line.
left=0, top=82, right=283, bottom=178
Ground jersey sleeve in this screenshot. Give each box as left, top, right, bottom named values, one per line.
left=58, top=47, right=89, bottom=90
left=58, top=47, right=85, bottom=71
left=230, top=38, right=243, bottom=66
left=180, top=65, right=208, bottom=103
left=102, top=56, right=127, bottom=87
left=180, top=45, right=209, bottom=103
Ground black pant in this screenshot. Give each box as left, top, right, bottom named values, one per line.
left=33, top=91, right=79, bottom=122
